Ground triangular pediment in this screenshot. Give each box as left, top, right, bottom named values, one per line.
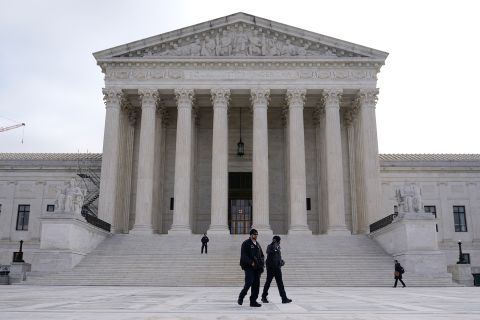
left=94, top=13, right=388, bottom=61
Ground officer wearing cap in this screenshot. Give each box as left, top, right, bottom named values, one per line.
left=261, top=235, right=292, bottom=304
left=238, top=228, right=265, bottom=307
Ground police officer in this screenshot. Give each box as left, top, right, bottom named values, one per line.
left=201, top=233, right=209, bottom=254
left=261, top=235, right=292, bottom=304
left=238, top=229, right=264, bottom=307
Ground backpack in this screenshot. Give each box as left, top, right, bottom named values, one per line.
left=400, top=267, right=405, bottom=274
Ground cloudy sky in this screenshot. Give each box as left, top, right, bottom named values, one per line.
left=1, top=0, right=479, bottom=154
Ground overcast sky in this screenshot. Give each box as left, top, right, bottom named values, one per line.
left=1, top=0, right=479, bottom=154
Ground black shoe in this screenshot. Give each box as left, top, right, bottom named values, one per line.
left=250, top=301, right=262, bottom=307
left=261, top=297, right=269, bottom=303
left=282, top=298, right=292, bottom=304
left=237, top=297, right=243, bottom=305
left=403, top=285, right=406, bottom=288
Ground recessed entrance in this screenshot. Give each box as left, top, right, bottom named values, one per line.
left=229, top=172, right=252, bottom=234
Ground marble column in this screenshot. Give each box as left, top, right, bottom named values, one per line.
left=153, top=105, right=167, bottom=233
left=169, top=89, right=195, bottom=234
left=344, top=107, right=358, bottom=234
left=131, top=89, right=159, bottom=234
left=438, top=182, right=453, bottom=242
left=208, top=89, right=231, bottom=235
left=98, top=88, right=123, bottom=229
left=314, top=103, right=327, bottom=234
left=355, top=88, right=382, bottom=232
left=323, top=89, right=349, bottom=235
left=286, top=89, right=311, bottom=234
left=250, top=88, right=272, bottom=235
left=466, top=183, right=480, bottom=242
left=115, top=95, right=136, bottom=233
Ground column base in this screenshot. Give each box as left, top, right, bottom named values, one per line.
left=168, top=225, right=192, bottom=235
left=207, top=225, right=230, bottom=235
left=327, top=226, right=351, bottom=236
left=130, top=225, right=155, bottom=235
left=288, top=225, right=312, bottom=235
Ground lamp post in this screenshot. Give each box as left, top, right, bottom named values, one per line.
left=457, top=240, right=466, bottom=264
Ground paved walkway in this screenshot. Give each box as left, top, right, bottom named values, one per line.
left=0, top=286, right=479, bottom=319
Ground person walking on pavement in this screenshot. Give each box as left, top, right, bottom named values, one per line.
left=238, top=229, right=265, bottom=307
left=393, top=260, right=406, bottom=287
left=201, top=233, right=209, bottom=254
left=261, top=235, right=292, bottom=304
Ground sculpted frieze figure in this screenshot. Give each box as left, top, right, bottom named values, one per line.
left=135, top=25, right=364, bottom=58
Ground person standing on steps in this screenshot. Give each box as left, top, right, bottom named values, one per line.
left=393, top=260, right=406, bottom=287
left=238, top=229, right=265, bottom=307
left=201, top=233, right=209, bottom=254
left=261, top=235, right=292, bottom=304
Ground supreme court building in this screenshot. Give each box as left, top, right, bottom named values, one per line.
left=1, top=13, right=480, bottom=278
left=95, top=12, right=387, bottom=236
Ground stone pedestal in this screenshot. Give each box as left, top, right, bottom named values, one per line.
left=370, top=212, right=452, bottom=281
left=9, top=262, right=31, bottom=283
left=31, top=213, right=110, bottom=273
left=448, top=264, right=474, bottom=286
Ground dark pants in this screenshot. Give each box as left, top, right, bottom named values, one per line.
left=239, top=268, right=262, bottom=304
left=201, top=243, right=207, bottom=254
left=262, top=267, right=287, bottom=300
left=394, top=278, right=406, bottom=287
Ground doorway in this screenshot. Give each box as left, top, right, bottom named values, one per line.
left=229, top=172, right=252, bottom=234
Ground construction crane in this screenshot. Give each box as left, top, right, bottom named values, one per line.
left=0, top=123, right=25, bottom=132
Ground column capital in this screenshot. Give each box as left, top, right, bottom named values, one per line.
left=286, top=88, right=307, bottom=108
left=358, top=88, right=379, bottom=108
left=250, top=88, right=270, bottom=108
left=138, top=89, right=159, bottom=108
left=322, top=88, right=342, bottom=108
left=174, top=88, right=195, bottom=108
left=102, top=88, right=123, bottom=109
left=210, top=88, right=231, bottom=108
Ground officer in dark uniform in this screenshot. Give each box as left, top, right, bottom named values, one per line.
left=261, top=235, right=292, bottom=303
left=201, top=233, right=209, bottom=254
left=393, top=260, right=406, bottom=287
left=238, top=228, right=264, bottom=307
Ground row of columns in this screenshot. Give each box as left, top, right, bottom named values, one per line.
left=98, top=87, right=381, bottom=235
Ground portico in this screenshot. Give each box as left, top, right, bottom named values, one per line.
left=94, top=13, right=388, bottom=235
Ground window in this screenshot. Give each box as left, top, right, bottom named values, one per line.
left=306, top=198, right=311, bottom=211
left=16, top=205, right=30, bottom=231
left=170, top=198, right=174, bottom=210
left=424, top=205, right=438, bottom=232
left=394, top=205, right=398, bottom=215
left=453, top=206, right=467, bottom=232
left=46, top=204, right=55, bottom=212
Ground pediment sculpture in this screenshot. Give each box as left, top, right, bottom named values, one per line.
left=116, top=24, right=363, bottom=58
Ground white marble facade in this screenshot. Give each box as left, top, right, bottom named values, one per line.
left=94, top=12, right=387, bottom=236
left=1, top=14, right=480, bottom=267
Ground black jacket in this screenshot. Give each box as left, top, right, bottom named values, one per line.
left=266, top=242, right=284, bottom=269
left=239, top=238, right=265, bottom=271
left=394, top=262, right=404, bottom=279
left=201, top=236, right=209, bottom=244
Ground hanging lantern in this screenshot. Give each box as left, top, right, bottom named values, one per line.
left=237, top=107, right=245, bottom=157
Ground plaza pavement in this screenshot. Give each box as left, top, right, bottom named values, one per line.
left=0, top=285, right=479, bottom=319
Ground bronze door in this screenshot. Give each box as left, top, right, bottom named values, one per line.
left=230, top=199, right=252, bottom=234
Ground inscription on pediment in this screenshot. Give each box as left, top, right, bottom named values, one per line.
left=116, top=24, right=366, bottom=58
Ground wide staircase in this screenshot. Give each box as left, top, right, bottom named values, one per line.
left=25, top=234, right=454, bottom=286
